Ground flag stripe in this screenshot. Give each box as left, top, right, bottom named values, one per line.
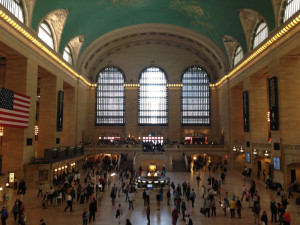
left=0, top=120, right=28, bottom=127
left=0, top=108, right=29, bottom=117
left=14, top=93, right=31, bottom=101
left=14, top=95, right=30, bottom=103
left=0, top=123, right=28, bottom=128
left=14, top=105, right=30, bottom=112
left=14, top=102, right=30, bottom=109
left=0, top=116, right=28, bottom=122
left=14, top=100, right=30, bottom=107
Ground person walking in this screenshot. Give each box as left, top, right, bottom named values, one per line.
left=11, top=202, right=19, bottom=222
left=253, top=202, right=261, bottom=224
left=128, top=191, right=134, bottom=210
left=156, top=192, right=161, bottom=210
left=229, top=198, right=236, bottom=218
left=201, top=185, right=206, bottom=198
left=181, top=199, right=186, bottom=220
left=261, top=210, right=268, bottom=225
left=0, top=206, right=8, bottom=225
left=89, top=198, right=97, bottom=222
left=64, top=194, right=73, bottom=212
left=167, top=188, right=171, bottom=205
left=270, top=200, right=277, bottom=222
left=82, top=208, right=88, bottom=225
left=296, top=195, right=300, bottom=214
left=190, top=189, right=196, bottom=208
left=172, top=206, right=179, bottom=225
left=37, top=183, right=43, bottom=197
left=211, top=197, right=217, bottom=216
left=241, top=184, right=247, bottom=201
left=236, top=197, right=242, bottom=218
left=116, top=203, right=123, bottom=224
left=283, top=210, right=291, bottom=225
left=146, top=204, right=150, bottom=225
left=204, top=197, right=211, bottom=217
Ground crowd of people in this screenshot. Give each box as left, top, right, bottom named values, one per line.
left=3, top=155, right=300, bottom=225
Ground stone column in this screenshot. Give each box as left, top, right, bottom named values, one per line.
left=125, top=85, right=138, bottom=138
left=168, top=86, right=181, bottom=143
left=61, top=84, right=76, bottom=146
left=249, top=73, right=268, bottom=142
left=37, top=68, right=58, bottom=158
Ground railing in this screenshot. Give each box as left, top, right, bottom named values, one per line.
left=85, top=143, right=225, bottom=151
left=43, top=145, right=84, bottom=162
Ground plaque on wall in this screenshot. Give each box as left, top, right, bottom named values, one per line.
left=243, top=91, right=250, bottom=132
left=57, top=90, right=64, bottom=131
left=269, top=77, right=279, bottom=130
left=39, top=169, right=49, bottom=181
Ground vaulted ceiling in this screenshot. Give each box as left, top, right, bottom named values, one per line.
left=31, top=0, right=275, bottom=56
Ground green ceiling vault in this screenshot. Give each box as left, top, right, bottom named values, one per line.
left=32, top=0, right=275, bottom=58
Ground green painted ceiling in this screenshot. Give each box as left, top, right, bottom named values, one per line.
left=32, top=0, right=275, bottom=57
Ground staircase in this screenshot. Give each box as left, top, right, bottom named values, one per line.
left=172, top=159, right=188, bottom=172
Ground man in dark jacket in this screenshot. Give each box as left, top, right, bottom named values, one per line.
left=89, top=198, right=97, bottom=222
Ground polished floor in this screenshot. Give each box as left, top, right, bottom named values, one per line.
left=3, top=168, right=300, bottom=225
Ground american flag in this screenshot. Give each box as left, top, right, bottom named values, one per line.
left=0, top=88, right=31, bottom=128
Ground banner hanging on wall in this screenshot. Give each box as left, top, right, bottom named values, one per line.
left=243, top=91, right=249, bottom=132
left=269, top=77, right=279, bottom=130
left=57, top=90, right=64, bottom=131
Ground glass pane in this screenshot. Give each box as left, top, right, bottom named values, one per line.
left=233, top=46, right=244, bottom=66
left=283, top=0, right=300, bottom=22
left=63, top=46, right=73, bottom=65
left=253, top=22, right=268, bottom=49
left=0, top=0, right=24, bottom=23
left=138, top=67, right=168, bottom=125
left=181, top=66, right=210, bottom=125
left=96, top=66, right=125, bottom=125
left=38, top=22, right=54, bottom=49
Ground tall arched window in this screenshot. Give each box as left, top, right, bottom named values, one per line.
left=252, top=21, right=268, bottom=49
left=138, top=67, right=168, bottom=125
left=96, top=66, right=125, bottom=125
left=38, top=21, right=54, bottom=49
left=181, top=66, right=210, bottom=125
left=0, top=0, right=24, bottom=23
left=283, top=0, right=300, bottom=23
left=233, top=46, right=244, bottom=66
left=63, top=45, right=73, bottom=65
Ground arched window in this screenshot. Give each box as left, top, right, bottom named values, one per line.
left=0, top=0, right=24, bottom=23
left=138, top=67, right=168, bottom=125
left=283, top=0, right=300, bottom=23
left=63, top=46, right=73, bottom=65
left=252, top=22, right=268, bottom=49
left=181, top=66, right=210, bottom=125
left=38, top=21, right=54, bottom=49
left=233, top=46, right=244, bottom=66
left=96, top=66, right=125, bottom=125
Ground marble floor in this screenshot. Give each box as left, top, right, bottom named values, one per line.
left=2, top=168, right=300, bottom=225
